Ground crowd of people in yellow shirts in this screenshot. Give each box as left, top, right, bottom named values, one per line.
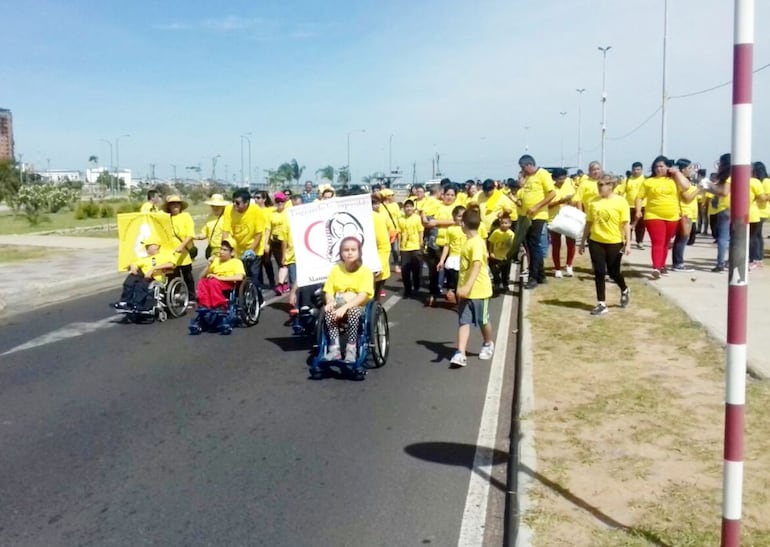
left=120, top=151, right=769, bottom=358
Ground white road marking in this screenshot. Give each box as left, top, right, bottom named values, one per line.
left=382, top=293, right=401, bottom=312
left=457, top=292, right=513, bottom=547
left=1, top=317, right=119, bottom=357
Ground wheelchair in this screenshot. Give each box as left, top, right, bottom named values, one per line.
left=290, top=284, right=325, bottom=336
left=116, top=274, right=189, bottom=323
left=309, top=299, right=389, bottom=381
left=188, top=277, right=262, bottom=335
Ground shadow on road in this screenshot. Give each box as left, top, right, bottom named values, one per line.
left=414, top=340, right=477, bottom=363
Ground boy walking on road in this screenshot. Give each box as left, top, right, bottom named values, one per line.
left=450, top=206, right=495, bottom=368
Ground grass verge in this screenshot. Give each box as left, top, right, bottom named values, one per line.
left=522, top=255, right=770, bottom=546
left=0, top=244, right=65, bottom=263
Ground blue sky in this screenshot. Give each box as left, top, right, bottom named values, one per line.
left=3, top=0, right=769, bottom=182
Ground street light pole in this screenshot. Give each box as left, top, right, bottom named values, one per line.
left=115, top=134, right=130, bottom=194
left=241, top=133, right=252, bottom=185
left=576, top=88, right=586, bottom=170
left=346, top=129, right=366, bottom=184
left=523, top=126, right=530, bottom=152
left=170, top=164, right=177, bottom=184
left=559, top=112, right=568, bottom=167
left=660, top=0, right=669, bottom=155
left=388, top=134, right=393, bottom=174
left=598, top=46, right=612, bottom=168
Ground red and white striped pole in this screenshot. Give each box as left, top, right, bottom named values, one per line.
left=722, top=0, right=753, bottom=545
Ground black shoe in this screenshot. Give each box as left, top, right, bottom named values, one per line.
left=112, top=302, right=128, bottom=310
left=620, top=289, right=630, bottom=308
left=524, top=279, right=538, bottom=290
left=711, top=265, right=725, bottom=272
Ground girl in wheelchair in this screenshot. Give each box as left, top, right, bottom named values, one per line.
left=322, top=237, right=374, bottom=362
left=196, top=238, right=245, bottom=309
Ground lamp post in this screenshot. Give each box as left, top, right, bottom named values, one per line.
left=523, top=126, right=530, bottom=152
left=347, top=129, right=366, bottom=184
left=170, top=164, right=177, bottom=184
left=660, top=0, right=669, bottom=155
left=115, top=133, right=130, bottom=194
left=576, top=88, right=586, bottom=170
left=598, top=46, right=612, bottom=167
left=241, top=133, right=252, bottom=185
left=388, top=133, right=394, bottom=174
left=559, top=112, right=568, bottom=167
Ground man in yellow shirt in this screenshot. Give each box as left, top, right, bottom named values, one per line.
left=398, top=199, right=424, bottom=297
left=624, top=162, right=647, bottom=249
left=139, top=189, right=163, bottom=213
left=517, top=155, right=556, bottom=290
left=222, top=188, right=267, bottom=297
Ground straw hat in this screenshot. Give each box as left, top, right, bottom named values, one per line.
left=164, top=195, right=189, bottom=212
left=204, top=193, right=229, bottom=206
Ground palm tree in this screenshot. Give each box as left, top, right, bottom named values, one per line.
left=337, top=166, right=350, bottom=186
left=315, top=165, right=335, bottom=182
left=88, top=155, right=98, bottom=166
left=288, top=158, right=305, bottom=186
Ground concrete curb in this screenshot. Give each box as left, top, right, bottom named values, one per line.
left=515, top=288, right=536, bottom=546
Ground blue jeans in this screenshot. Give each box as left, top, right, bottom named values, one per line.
left=525, top=219, right=547, bottom=283
left=672, top=219, right=693, bottom=267
left=716, top=210, right=731, bottom=267
left=750, top=220, right=764, bottom=262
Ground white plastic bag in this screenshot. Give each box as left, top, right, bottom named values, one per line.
left=548, top=206, right=586, bottom=241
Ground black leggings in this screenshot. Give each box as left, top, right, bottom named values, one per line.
left=325, top=306, right=363, bottom=346
left=400, top=250, right=422, bottom=293
left=425, top=247, right=443, bottom=296
left=588, top=240, right=627, bottom=302
left=178, top=264, right=195, bottom=302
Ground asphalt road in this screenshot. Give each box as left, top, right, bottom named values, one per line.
left=0, top=281, right=518, bottom=547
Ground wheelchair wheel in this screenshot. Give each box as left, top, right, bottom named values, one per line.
left=237, top=278, right=261, bottom=327
left=165, top=277, right=189, bottom=318
left=365, top=302, right=389, bottom=368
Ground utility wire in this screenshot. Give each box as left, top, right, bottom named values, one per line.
left=607, top=106, right=662, bottom=141
left=670, top=62, right=770, bottom=99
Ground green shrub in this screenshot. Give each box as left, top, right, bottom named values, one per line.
left=99, top=204, right=114, bottom=218
left=75, top=200, right=101, bottom=219
left=116, top=201, right=140, bottom=214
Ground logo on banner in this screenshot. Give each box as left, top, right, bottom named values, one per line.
left=304, top=212, right=365, bottom=261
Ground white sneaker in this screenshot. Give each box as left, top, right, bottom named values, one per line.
left=554, top=270, right=563, bottom=279
left=565, top=266, right=574, bottom=277
left=450, top=351, right=467, bottom=367
left=479, top=342, right=495, bottom=360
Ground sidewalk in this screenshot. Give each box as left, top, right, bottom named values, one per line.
left=0, top=235, right=204, bottom=317
left=623, top=231, right=770, bottom=379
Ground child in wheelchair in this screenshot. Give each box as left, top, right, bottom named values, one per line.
left=195, top=238, right=245, bottom=309
left=322, top=237, right=374, bottom=362
left=112, top=236, right=175, bottom=311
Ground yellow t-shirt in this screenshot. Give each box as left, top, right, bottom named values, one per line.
left=373, top=209, right=391, bottom=281
left=616, top=175, right=646, bottom=207
left=434, top=202, right=457, bottom=247
left=573, top=178, right=599, bottom=210
left=200, top=214, right=225, bottom=253
left=445, top=225, right=467, bottom=258
left=759, top=178, right=770, bottom=219
left=398, top=214, right=424, bottom=252
left=416, top=196, right=438, bottom=217
left=135, top=250, right=176, bottom=281
left=548, top=179, right=576, bottom=221
left=637, top=176, right=681, bottom=221
left=323, top=263, right=374, bottom=302
left=223, top=203, right=267, bottom=256
left=456, top=191, right=469, bottom=206
left=680, top=185, right=700, bottom=219
left=459, top=235, right=493, bottom=300
left=140, top=202, right=159, bottom=213
left=749, top=177, right=764, bottom=223
left=169, top=211, right=196, bottom=267
left=586, top=195, right=630, bottom=244
left=208, top=257, right=246, bottom=278
left=488, top=229, right=515, bottom=260
left=478, top=189, right=516, bottom=230
left=382, top=202, right=401, bottom=232
left=519, top=168, right=555, bottom=221
left=283, top=224, right=296, bottom=265
left=270, top=209, right=289, bottom=242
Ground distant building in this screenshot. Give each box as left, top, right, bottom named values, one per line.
left=86, top=167, right=134, bottom=187
left=0, top=108, right=13, bottom=161
left=38, top=169, right=83, bottom=183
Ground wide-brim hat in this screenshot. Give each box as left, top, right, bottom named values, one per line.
left=164, top=195, right=189, bottom=212
left=204, top=193, right=228, bottom=206
left=318, top=183, right=335, bottom=196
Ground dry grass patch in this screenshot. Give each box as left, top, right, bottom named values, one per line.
left=0, top=244, right=65, bottom=263
left=522, top=255, right=770, bottom=546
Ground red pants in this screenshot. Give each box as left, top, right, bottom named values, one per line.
left=550, top=232, right=576, bottom=270
left=645, top=219, right=678, bottom=269
left=197, top=278, right=234, bottom=309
